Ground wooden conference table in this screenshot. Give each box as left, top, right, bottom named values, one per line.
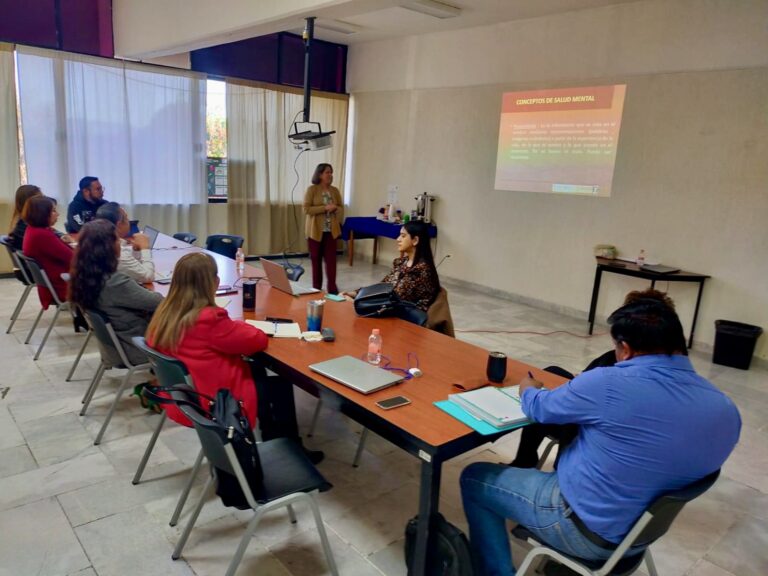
left=151, top=233, right=566, bottom=576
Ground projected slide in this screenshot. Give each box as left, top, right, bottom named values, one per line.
left=494, top=85, right=626, bottom=196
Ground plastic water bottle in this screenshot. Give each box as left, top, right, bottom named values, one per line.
left=636, top=249, right=646, bottom=267
left=236, top=247, right=245, bottom=272
left=367, top=329, right=382, bottom=365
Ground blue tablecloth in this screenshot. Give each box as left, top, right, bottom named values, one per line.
left=341, top=217, right=437, bottom=241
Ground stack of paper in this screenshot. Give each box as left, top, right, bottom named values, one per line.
left=246, top=320, right=302, bottom=339
left=448, top=385, right=529, bottom=429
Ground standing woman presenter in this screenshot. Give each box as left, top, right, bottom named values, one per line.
left=303, top=163, right=344, bottom=294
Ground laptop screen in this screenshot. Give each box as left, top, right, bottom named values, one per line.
left=143, top=225, right=160, bottom=248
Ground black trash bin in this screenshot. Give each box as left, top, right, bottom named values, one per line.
left=712, top=320, right=763, bottom=370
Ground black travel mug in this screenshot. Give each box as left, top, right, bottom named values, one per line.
left=242, top=280, right=257, bottom=311
left=487, top=351, right=507, bottom=384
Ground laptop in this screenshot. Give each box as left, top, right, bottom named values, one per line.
left=143, top=225, right=160, bottom=249
left=309, top=355, right=403, bottom=394
left=260, top=258, right=320, bottom=296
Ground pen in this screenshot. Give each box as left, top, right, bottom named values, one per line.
left=528, top=371, right=534, bottom=379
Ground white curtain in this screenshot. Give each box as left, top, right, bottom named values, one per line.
left=16, top=46, right=208, bottom=239
left=0, top=43, right=20, bottom=201
left=226, top=80, right=348, bottom=254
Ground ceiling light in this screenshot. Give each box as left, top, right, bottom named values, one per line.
left=400, top=0, right=462, bottom=19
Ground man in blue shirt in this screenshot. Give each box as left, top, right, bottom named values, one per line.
left=461, top=298, right=741, bottom=576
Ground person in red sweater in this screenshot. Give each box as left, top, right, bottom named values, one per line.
left=146, top=252, right=322, bottom=463
left=21, top=196, right=73, bottom=309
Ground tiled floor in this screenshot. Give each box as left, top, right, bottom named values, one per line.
left=0, top=261, right=766, bottom=576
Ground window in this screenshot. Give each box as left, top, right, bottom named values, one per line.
left=206, top=79, right=227, bottom=202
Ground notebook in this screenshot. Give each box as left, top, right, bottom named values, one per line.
left=448, top=385, right=529, bottom=429
left=260, top=258, right=320, bottom=296
left=309, top=355, right=403, bottom=394
left=246, top=319, right=302, bottom=338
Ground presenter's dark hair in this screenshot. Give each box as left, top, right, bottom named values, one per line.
left=403, top=220, right=440, bottom=290
left=69, top=219, right=119, bottom=310
left=608, top=298, right=686, bottom=355
left=311, top=163, right=333, bottom=185
left=79, top=176, right=99, bottom=192
left=22, top=195, right=55, bottom=228
left=95, top=202, right=123, bottom=226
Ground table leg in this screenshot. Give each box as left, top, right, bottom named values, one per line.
left=588, top=267, right=603, bottom=335
left=688, top=280, right=706, bottom=349
left=348, top=231, right=355, bottom=266
left=651, top=279, right=657, bottom=289
left=373, top=237, right=379, bottom=265
left=410, top=457, right=443, bottom=576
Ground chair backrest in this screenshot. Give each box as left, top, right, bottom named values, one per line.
left=426, top=287, right=455, bottom=338
left=131, top=336, right=193, bottom=388
left=16, top=253, right=64, bottom=306
left=175, top=396, right=260, bottom=509
left=205, top=234, right=244, bottom=259
left=633, top=469, right=720, bottom=547
left=0, top=235, right=34, bottom=286
left=173, top=232, right=197, bottom=245
left=83, top=308, right=133, bottom=368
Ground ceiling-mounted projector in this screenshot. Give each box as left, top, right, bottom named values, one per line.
left=289, top=120, right=335, bottom=151
left=288, top=16, right=336, bottom=152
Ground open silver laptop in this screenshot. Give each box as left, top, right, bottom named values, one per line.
left=143, top=225, right=160, bottom=249
left=309, top=355, right=403, bottom=394
left=260, top=258, right=320, bottom=296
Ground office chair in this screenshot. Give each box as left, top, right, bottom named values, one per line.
left=169, top=387, right=339, bottom=576
left=513, top=469, right=721, bottom=576
left=131, top=336, right=205, bottom=527
left=173, top=232, right=197, bottom=245
left=205, top=234, right=244, bottom=259
left=16, top=253, right=72, bottom=360
left=79, top=309, right=151, bottom=445
left=0, top=235, right=36, bottom=334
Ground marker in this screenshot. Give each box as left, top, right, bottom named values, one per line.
left=528, top=371, right=534, bottom=379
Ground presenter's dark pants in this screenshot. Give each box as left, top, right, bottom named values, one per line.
left=308, top=232, right=338, bottom=294
left=512, top=365, right=579, bottom=469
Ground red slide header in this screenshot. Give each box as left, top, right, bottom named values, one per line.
left=502, top=85, right=616, bottom=113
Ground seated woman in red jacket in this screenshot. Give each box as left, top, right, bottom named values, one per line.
left=21, top=196, right=74, bottom=309
left=146, top=252, right=322, bottom=462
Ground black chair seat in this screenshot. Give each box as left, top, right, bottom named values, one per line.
left=250, top=438, right=332, bottom=505
left=511, top=526, right=645, bottom=576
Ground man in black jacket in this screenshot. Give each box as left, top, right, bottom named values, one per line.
left=66, top=176, right=107, bottom=233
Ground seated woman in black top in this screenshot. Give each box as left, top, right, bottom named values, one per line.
left=8, top=185, right=43, bottom=251
left=343, top=220, right=440, bottom=311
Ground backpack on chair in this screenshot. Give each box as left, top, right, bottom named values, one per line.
left=404, top=513, right=474, bottom=576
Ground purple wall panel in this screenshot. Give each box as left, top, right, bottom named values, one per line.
left=0, top=0, right=58, bottom=48
left=192, top=32, right=347, bottom=94
left=0, top=0, right=113, bottom=57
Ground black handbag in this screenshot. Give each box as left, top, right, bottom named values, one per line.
left=353, top=282, right=400, bottom=318
left=142, top=385, right=263, bottom=510
left=404, top=513, right=474, bottom=576
left=354, top=282, right=428, bottom=326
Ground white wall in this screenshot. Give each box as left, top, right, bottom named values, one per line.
left=347, top=0, right=768, bottom=359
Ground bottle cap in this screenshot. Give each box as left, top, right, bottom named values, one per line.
left=372, top=329, right=380, bottom=335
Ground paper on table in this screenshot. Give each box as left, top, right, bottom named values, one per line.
left=214, top=297, right=231, bottom=308
left=246, top=319, right=302, bottom=338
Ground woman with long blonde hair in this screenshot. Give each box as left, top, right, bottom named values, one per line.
left=146, top=252, right=321, bottom=461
